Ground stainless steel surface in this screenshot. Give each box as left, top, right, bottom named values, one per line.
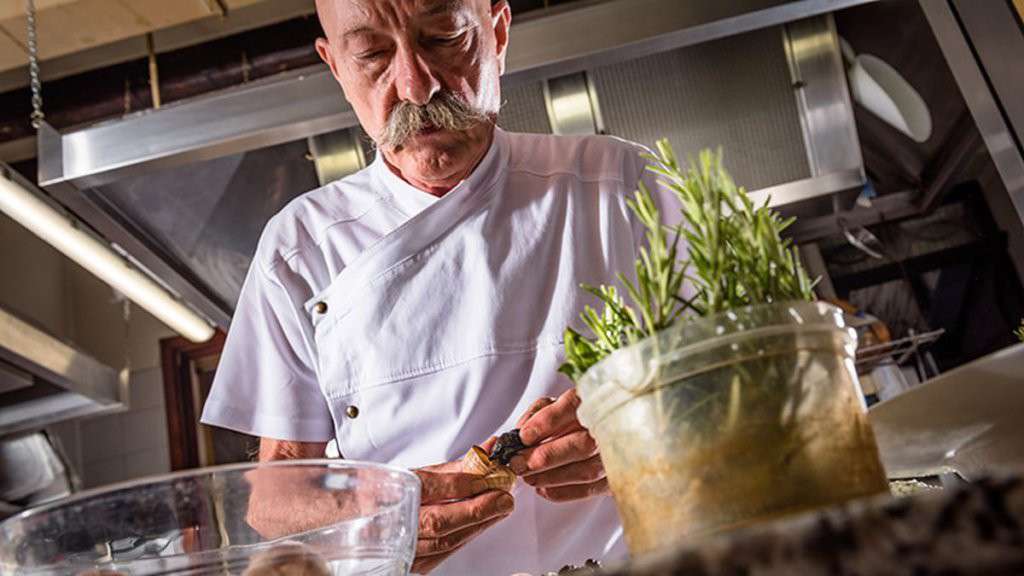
left=5, top=158, right=230, bottom=330
left=543, top=72, right=604, bottom=136
left=747, top=169, right=864, bottom=208
left=32, top=0, right=883, bottom=325
left=870, top=342, right=1024, bottom=480
left=0, top=393, right=122, bottom=438
left=506, top=0, right=881, bottom=86
left=855, top=329, right=945, bottom=372
left=0, top=305, right=124, bottom=437
left=35, top=136, right=235, bottom=328
left=308, top=128, right=367, bottom=187
left=782, top=15, right=865, bottom=209
left=0, top=363, right=31, bottom=395
left=589, top=24, right=809, bottom=191
left=39, top=67, right=355, bottom=189
left=38, top=0, right=881, bottom=190
left=0, top=433, right=70, bottom=509
left=786, top=189, right=920, bottom=243
left=497, top=80, right=553, bottom=134
left=919, top=0, right=1024, bottom=230
left=79, top=138, right=317, bottom=315
left=951, top=0, right=1024, bottom=151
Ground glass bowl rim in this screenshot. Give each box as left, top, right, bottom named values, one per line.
left=0, top=458, right=420, bottom=530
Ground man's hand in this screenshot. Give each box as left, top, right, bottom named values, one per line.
left=508, top=389, right=609, bottom=502
left=412, top=458, right=515, bottom=574
left=250, top=438, right=512, bottom=574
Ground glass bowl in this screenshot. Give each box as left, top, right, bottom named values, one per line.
left=0, top=459, right=420, bottom=575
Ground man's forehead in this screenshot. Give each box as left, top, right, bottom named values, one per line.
left=324, top=0, right=472, bottom=19
left=318, top=0, right=483, bottom=38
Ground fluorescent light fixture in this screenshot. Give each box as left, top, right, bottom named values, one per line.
left=0, top=166, right=214, bottom=343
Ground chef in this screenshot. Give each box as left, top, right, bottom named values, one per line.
left=201, top=0, right=675, bottom=573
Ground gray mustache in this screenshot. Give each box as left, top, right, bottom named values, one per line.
left=379, top=91, right=490, bottom=150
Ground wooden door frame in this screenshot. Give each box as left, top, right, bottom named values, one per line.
left=160, top=330, right=226, bottom=471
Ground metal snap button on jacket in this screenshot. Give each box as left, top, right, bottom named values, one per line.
left=345, top=405, right=359, bottom=419
left=314, top=301, right=328, bottom=314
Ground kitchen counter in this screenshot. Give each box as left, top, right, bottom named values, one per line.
left=587, top=474, right=1024, bottom=576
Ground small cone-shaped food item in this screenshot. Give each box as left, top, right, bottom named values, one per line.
left=462, top=446, right=516, bottom=493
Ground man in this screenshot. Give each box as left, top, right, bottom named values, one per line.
left=202, top=0, right=672, bottom=573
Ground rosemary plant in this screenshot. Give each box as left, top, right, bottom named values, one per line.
left=560, top=140, right=817, bottom=382
left=1016, top=320, right=1024, bottom=343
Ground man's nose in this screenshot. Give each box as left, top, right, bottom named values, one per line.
left=393, top=45, right=440, bottom=106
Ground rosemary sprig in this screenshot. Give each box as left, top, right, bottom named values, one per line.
left=559, top=141, right=818, bottom=382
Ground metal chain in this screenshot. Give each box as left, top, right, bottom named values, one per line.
left=26, top=0, right=45, bottom=129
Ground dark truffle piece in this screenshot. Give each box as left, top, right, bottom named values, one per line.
left=489, top=429, right=527, bottom=466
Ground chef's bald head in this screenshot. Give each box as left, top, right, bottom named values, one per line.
left=315, top=0, right=496, bottom=38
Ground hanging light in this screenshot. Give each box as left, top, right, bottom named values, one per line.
left=0, top=166, right=214, bottom=343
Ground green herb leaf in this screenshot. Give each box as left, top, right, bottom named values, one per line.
left=558, top=142, right=819, bottom=382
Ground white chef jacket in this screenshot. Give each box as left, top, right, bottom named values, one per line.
left=202, top=127, right=675, bottom=575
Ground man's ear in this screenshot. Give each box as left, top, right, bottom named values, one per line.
left=491, top=1, right=512, bottom=75
left=315, top=37, right=343, bottom=83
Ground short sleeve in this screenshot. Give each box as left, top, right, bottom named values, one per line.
left=200, top=259, right=335, bottom=443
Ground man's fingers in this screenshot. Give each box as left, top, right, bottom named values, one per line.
left=416, top=515, right=504, bottom=557
left=415, top=469, right=488, bottom=504
left=519, top=389, right=582, bottom=446
left=413, top=494, right=512, bottom=572
left=537, top=478, right=610, bottom=503
left=418, top=490, right=514, bottom=538
left=522, top=455, right=605, bottom=488
left=508, top=429, right=598, bottom=476
left=516, top=396, right=557, bottom=428
left=479, top=436, right=498, bottom=454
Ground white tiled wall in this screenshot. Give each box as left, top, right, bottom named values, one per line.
left=50, top=366, right=172, bottom=489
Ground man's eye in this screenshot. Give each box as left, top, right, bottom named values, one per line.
left=428, top=32, right=465, bottom=46
left=356, top=50, right=387, bottom=61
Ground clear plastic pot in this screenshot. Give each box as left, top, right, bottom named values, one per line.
left=577, top=302, right=888, bottom=554
left=0, top=460, right=420, bottom=575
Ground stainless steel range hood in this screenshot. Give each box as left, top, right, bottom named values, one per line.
left=38, top=0, right=876, bottom=188
left=36, top=0, right=879, bottom=328
left=0, top=305, right=123, bottom=437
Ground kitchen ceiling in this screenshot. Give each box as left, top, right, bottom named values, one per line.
left=0, top=0, right=586, bottom=80
left=0, top=0, right=273, bottom=73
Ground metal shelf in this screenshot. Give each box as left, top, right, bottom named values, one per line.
left=855, top=328, right=945, bottom=374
